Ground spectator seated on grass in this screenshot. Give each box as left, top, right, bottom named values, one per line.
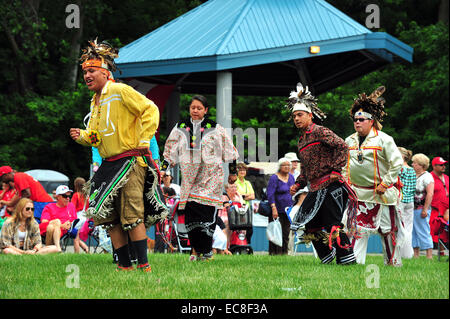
left=0, top=198, right=60, bottom=254
left=39, top=185, right=77, bottom=252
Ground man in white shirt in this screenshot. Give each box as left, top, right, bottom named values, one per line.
left=343, top=86, right=405, bottom=267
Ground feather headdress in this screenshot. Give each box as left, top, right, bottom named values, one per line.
left=80, top=38, right=119, bottom=72
left=285, top=82, right=326, bottom=121
left=350, top=86, right=387, bottom=122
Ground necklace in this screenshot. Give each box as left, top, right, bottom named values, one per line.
left=357, top=150, right=364, bottom=164
left=87, top=98, right=102, bottom=147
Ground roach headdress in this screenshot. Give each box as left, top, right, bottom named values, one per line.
left=80, top=38, right=119, bottom=73
left=285, top=82, right=326, bottom=121
left=350, top=86, right=387, bottom=122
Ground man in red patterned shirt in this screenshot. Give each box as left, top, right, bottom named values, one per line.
left=288, top=83, right=357, bottom=265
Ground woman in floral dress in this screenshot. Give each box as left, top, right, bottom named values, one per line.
left=163, top=95, right=238, bottom=261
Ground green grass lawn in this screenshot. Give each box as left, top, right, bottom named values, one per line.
left=0, top=253, right=448, bottom=299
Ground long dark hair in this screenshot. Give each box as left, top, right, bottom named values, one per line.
left=73, top=177, right=86, bottom=193
left=191, top=95, right=208, bottom=108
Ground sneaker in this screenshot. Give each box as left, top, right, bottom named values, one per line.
left=137, top=263, right=152, bottom=272
left=199, top=252, right=214, bottom=261
left=116, top=265, right=135, bottom=272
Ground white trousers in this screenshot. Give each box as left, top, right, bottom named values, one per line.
left=398, top=202, right=414, bottom=258
left=353, top=202, right=405, bottom=266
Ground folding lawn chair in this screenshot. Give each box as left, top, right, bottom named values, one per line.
left=61, top=219, right=100, bottom=253
left=432, top=216, right=449, bottom=262
left=172, top=208, right=191, bottom=254
left=60, top=218, right=82, bottom=252
left=87, top=225, right=101, bottom=253
left=33, top=201, right=54, bottom=224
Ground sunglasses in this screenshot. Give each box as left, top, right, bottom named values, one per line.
left=60, top=194, right=71, bottom=199
left=25, top=207, right=35, bottom=212
left=353, top=118, right=369, bottom=123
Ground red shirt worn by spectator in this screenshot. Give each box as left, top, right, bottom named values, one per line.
left=431, top=171, right=449, bottom=212
left=13, top=172, right=53, bottom=202
left=430, top=171, right=449, bottom=242
left=0, top=188, right=15, bottom=201
left=71, top=192, right=88, bottom=212
left=39, top=202, right=77, bottom=235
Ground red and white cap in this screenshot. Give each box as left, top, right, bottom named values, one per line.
left=55, top=185, right=73, bottom=195
left=0, top=166, right=13, bottom=177
left=432, top=157, right=448, bottom=166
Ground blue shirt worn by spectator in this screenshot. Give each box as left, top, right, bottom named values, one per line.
left=266, top=173, right=295, bottom=214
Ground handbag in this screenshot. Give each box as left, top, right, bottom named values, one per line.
left=257, top=200, right=271, bottom=217
left=227, top=204, right=253, bottom=230
left=266, top=218, right=283, bottom=247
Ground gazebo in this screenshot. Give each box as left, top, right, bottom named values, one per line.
left=114, top=0, right=413, bottom=253
left=115, top=0, right=413, bottom=131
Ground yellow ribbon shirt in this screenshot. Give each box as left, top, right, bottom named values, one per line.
left=77, top=80, right=159, bottom=167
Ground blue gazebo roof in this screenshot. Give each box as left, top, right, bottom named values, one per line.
left=115, top=0, right=413, bottom=96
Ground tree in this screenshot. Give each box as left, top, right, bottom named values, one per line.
left=0, top=0, right=207, bottom=181
left=0, top=0, right=48, bottom=94
left=0, top=0, right=447, bottom=181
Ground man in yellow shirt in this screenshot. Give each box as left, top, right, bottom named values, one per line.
left=70, top=39, right=168, bottom=272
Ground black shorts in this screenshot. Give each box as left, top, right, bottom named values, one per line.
left=301, top=182, right=349, bottom=231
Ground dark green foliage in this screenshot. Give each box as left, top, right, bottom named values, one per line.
left=0, top=0, right=448, bottom=182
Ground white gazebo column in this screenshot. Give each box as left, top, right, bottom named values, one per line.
left=216, top=71, right=233, bottom=181
left=216, top=71, right=232, bottom=129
